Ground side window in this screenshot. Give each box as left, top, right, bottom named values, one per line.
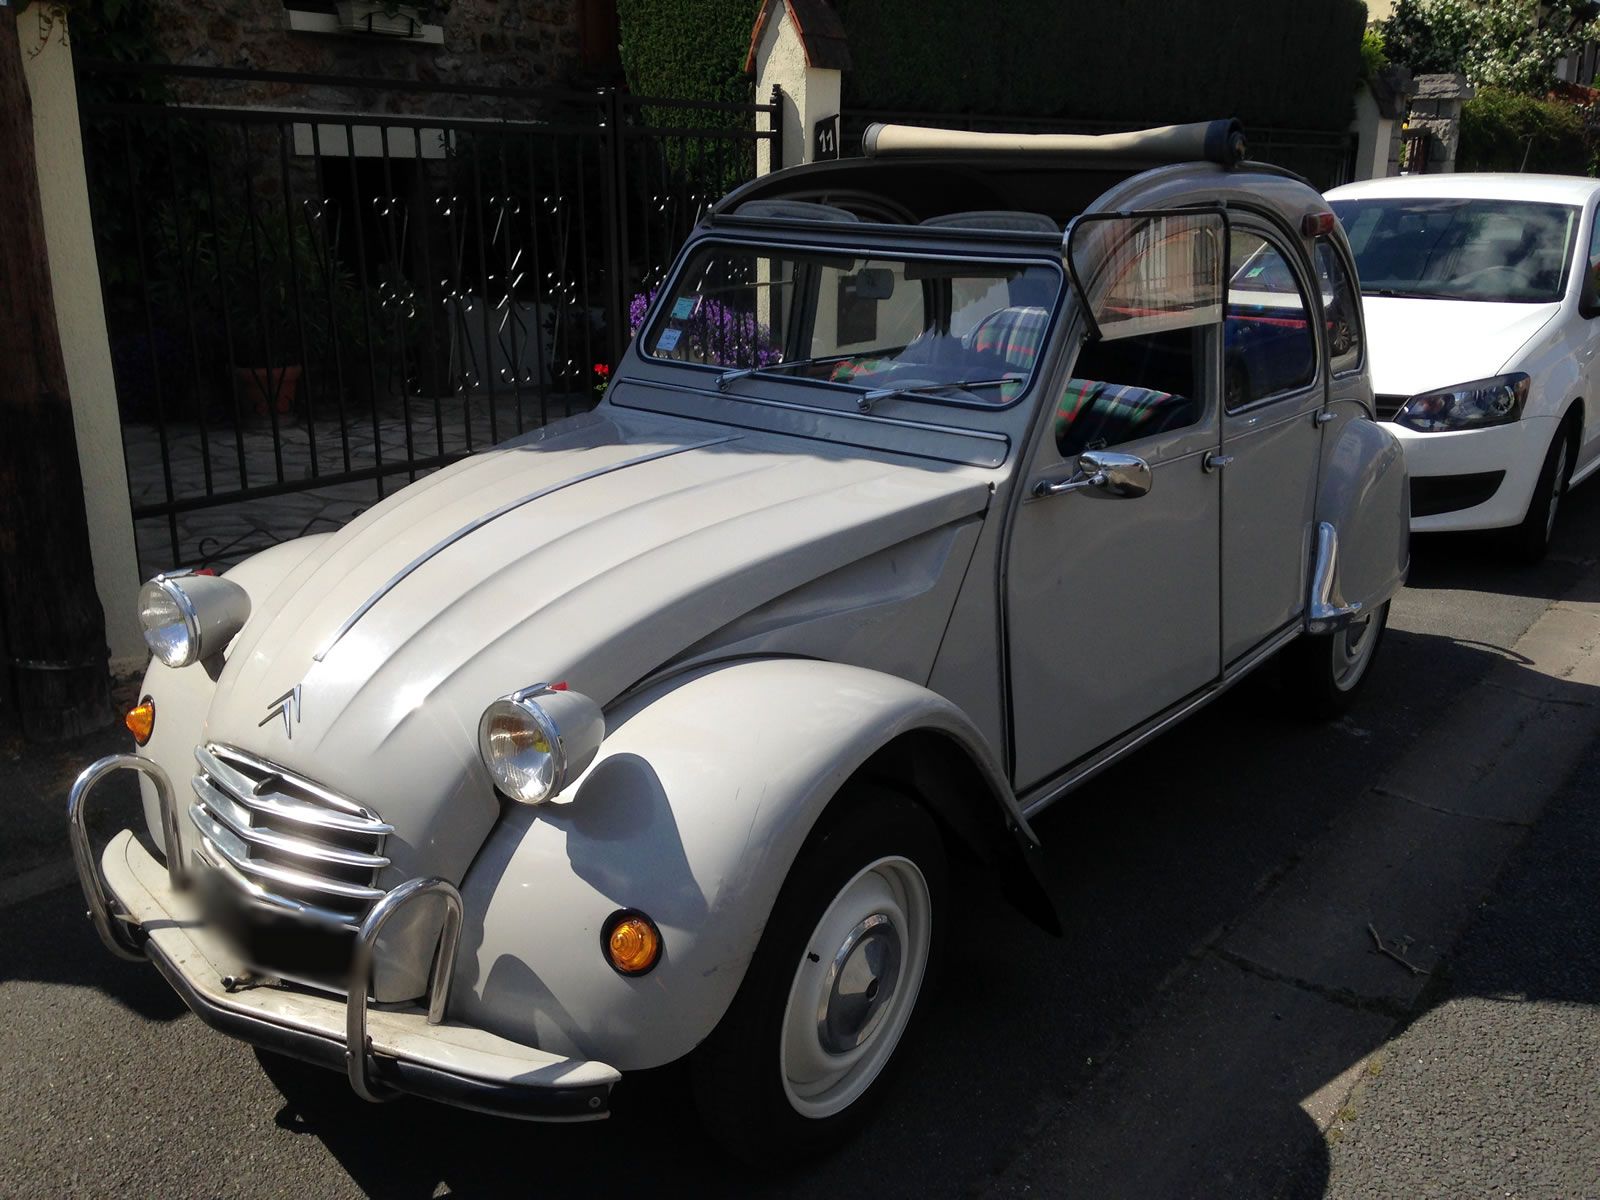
left=1057, top=328, right=1207, bottom=458
left=1057, top=209, right=1222, bottom=458
left=1226, top=233, right=1317, bottom=409
left=1316, top=239, right=1364, bottom=375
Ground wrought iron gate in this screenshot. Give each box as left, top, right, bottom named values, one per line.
left=77, top=62, right=780, bottom=576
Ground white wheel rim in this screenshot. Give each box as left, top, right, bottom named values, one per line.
left=779, top=855, right=932, bottom=1119
left=1331, top=610, right=1379, bottom=692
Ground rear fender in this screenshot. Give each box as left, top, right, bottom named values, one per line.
left=451, top=657, right=1047, bottom=1071
left=1309, top=417, right=1409, bottom=630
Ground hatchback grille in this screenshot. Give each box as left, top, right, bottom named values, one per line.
left=1374, top=395, right=1407, bottom=421
left=189, top=743, right=392, bottom=931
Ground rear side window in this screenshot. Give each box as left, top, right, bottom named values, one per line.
left=1316, top=239, right=1363, bottom=376
left=1226, top=233, right=1317, bottom=409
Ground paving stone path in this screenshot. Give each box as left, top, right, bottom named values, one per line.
left=123, top=387, right=593, bottom=577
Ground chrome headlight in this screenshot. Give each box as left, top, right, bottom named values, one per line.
left=137, top=572, right=251, bottom=668
left=1395, top=373, right=1529, bottom=433
left=478, top=685, right=605, bottom=805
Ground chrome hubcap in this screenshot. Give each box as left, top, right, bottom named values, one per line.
left=780, top=856, right=932, bottom=1119
left=1332, top=610, right=1378, bottom=691
left=817, top=914, right=902, bottom=1053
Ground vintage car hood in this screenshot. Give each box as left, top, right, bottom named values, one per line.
left=1363, top=295, right=1561, bottom=399
left=201, top=408, right=991, bottom=883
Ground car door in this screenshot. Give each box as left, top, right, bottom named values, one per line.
left=1006, top=212, right=1223, bottom=790
left=1219, top=225, right=1326, bottom=665
left=1573, top=200, right=1600, bottom=475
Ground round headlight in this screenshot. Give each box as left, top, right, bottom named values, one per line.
left=478, top=686, right=605, bottom=805
left=138, top=577, right=201, bottom=667
left=137, top=572, right=251, bottom=669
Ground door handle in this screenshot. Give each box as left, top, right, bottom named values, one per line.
left=1202, top=452, right=1234, bottom=473
left=1314, top=410, right=1337, bottom=426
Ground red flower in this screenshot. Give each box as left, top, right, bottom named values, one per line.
left=594, top=362, right=611, bottom=378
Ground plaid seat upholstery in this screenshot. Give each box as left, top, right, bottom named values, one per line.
left=969, top=306, right=1050, bottom=370
left=1055, top=378, right=1194, bottom=457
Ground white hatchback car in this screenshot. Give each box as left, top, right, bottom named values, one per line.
left=1327, top=174, right=1600, bottom=560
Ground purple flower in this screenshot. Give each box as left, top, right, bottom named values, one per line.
left=629, top=288, right=780, bottom=369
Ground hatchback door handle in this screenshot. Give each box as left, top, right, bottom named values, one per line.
left=1202, top=452, right=1234, bottom=473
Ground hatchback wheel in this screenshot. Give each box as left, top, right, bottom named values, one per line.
left=1506, top=425, right=1571, bottom=564
left=690, top=788, right=944, bottom=1161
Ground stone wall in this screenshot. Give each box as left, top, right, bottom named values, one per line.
left=146, top=2, right=600, bottom=97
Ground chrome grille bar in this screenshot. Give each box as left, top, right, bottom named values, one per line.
left=188, top=806, right=387, bottom=901
left=190, top=742, right=391, bottom=931
left=190, top=776, right=390, bottom=870
left=194, top=745, right=394, bottom=837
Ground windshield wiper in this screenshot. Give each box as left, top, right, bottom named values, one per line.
left=857, top=376, right=1020, bottom=412
left=716, top=354, right=846, bottom=391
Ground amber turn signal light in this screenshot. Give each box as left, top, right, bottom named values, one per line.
left=125, top=697, right=155, bottom=746
left=602, top=910, right=662, bottom=976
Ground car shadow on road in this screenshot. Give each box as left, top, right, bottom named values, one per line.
left=223, top=616, right=1600, bottom=1200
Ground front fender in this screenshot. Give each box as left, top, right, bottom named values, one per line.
left=1311, top=417, right=1409, bottom=625
left=450, top=657, right=1029, bottom=1071
left=133, top=535, right=334, bottom=853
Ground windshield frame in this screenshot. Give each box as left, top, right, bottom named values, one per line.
left=631, top=232, right=1068, bottom=414
left=1329, top=195, right=1582, bottom=305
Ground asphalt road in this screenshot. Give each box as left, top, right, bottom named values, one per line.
left=1308, top=729, right=1600, bottom=1199
left=4, top=486, right=1600, bottom=1200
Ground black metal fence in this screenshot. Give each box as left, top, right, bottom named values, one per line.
left=842, top=110, right=1358, bottom=192
left=77, top=62, right=780, bottom=574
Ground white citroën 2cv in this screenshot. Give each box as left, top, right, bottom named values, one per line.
left=70, top=119, right=1406, bottom=1156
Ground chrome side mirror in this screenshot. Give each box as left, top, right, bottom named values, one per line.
left=1034, top=450, right=1152, bottom=500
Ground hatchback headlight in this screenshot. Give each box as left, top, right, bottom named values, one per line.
left=1395, top=373, right=1529, bottom=433
left=478, top=685, right=605, bottom=805
left=137, top=572, right=251, bottom=668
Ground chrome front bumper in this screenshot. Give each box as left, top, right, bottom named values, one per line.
left=68, top=754, right=619, bottom=1122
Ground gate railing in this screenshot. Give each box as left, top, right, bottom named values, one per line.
left=76, top=62, right=779, bottom=576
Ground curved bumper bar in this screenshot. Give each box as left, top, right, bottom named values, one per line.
left=346, top=876, right=464, bottom=1103
left=67, top=753, right=183, bottom=960
left=1307, top=521, right=1364, bottom=635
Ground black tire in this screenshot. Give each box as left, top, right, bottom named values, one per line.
left=689, top=787, right=946, bottom=1163
left=1281, top=600, right=1390, bottom=719
left=1505, top=423, right=1573, bottom=564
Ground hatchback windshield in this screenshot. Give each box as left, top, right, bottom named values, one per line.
left=1329, top=197, right=1579, bottom=303
left=638, top=245, right=1061, bottom=404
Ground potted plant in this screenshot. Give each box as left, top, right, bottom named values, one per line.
left=334, top=0, right=452, bottom=38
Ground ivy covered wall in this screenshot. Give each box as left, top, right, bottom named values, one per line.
left=833, top=0, right=1368, bottom=131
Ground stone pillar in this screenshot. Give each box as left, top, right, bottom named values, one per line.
left=1407, top=73, right=1475, bottom=174
left=747, top=0, right=850, bottom=175
left=1350, top=64, right=1413, bottom=181
left=21, top=10, right=145, bottom=670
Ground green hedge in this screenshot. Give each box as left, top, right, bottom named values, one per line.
left=617, top=0, right=1366, bottom=133
left=618, top=0, right=764, bottom=107
left=1459, top=87, right=1594, bottom=175
left=832, top=0, right=1367, bottom=131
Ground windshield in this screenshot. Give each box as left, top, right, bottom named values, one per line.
left=1329, top=197, right=1579, bottom=303
left=636, top=244, right=1061, bottom=405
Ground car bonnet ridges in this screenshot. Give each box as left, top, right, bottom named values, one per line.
left=311, top=434, right=742, bottom=664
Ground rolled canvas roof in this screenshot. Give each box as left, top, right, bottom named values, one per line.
left=861, top=119, right=1247, bottom=168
